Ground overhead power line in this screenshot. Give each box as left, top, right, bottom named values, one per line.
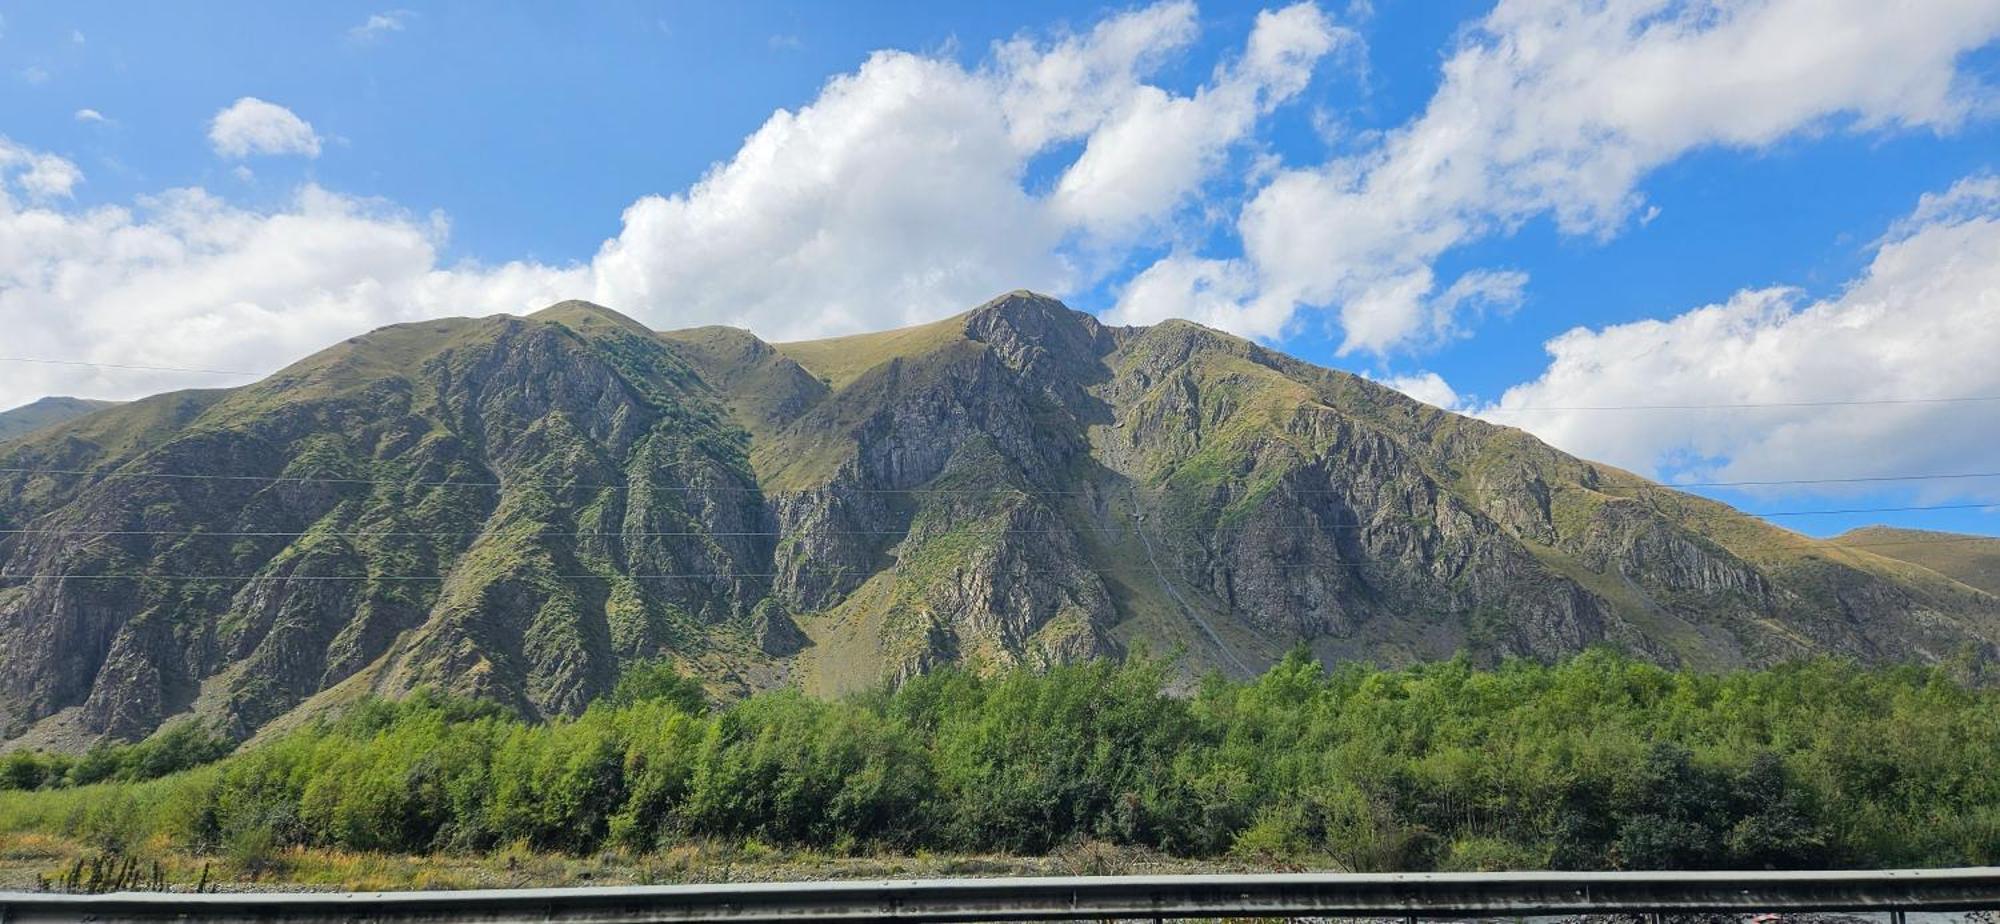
left=10, top=348, right=2000, bottom=432
left=11, top=354, right=2000, bottom=412
left=8, top=465, right=2000, bottom=497
left=0, top=356, right=264, bottom=377
left=1483, top=395, right=2000, bottom=412
left=1617, top=471, right=2000, bottom=490
left=3, top=532, right=1995, bottom=584
left=0, top=466, right=721, bottom=494
left=1, top=497, right=1992, bottom=545
left=1722, top=502, right=1994, bottom=518
left=0, top=466, right=1993, bottom=550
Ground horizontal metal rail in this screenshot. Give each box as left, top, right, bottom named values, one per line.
left=3, top=868, right=1999, bottom=923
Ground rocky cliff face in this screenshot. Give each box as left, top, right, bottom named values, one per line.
left=2, top=293, right=1995, bottom=747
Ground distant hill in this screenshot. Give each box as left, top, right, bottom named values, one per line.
left=1834, top=526, right=2000, bottom=596
left=0, top=396, right=119, bottom=443
left=1, top=293, right=1994, bottom=749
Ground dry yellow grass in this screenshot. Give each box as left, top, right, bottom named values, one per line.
left=772, top=312, right=971, bottom=390
left=1833, top=526, right=2000, bottom=596
left=0, top=833, right=1286, bottom=893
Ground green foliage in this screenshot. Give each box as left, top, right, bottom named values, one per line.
left=0, top=720, right=233, bottom=792
left=605, top=659, right=708, bottom=714
left=3, top=651, right=1999, bottom=870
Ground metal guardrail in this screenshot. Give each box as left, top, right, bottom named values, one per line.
left=2, top=868, right=1999, bottom=923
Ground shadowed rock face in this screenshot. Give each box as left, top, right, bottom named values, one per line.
left=3, top=293, right=1996, bottom=747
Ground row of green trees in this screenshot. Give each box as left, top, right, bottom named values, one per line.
left=0, top=721, right=232, bottom=792
left=2, top=650, right=1997, bottom=870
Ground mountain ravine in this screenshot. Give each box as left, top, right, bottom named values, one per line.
left=3, top=293, right=1996, bottom=748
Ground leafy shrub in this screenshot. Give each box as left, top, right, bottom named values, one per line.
left=2, top=650, right=1997, bottom=870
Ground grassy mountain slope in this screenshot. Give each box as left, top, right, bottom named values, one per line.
left=0, top=397, right=121, bottom=443
left=0, top=304, right=787, bottom=747
left=1833, top=526, right=2000, bottom=596
left=2, top=293, right=1995, bottom=748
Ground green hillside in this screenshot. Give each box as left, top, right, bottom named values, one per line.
left=1834, top=526, right=2000, bottom=595
left=1, top=293, right=1995, bottom=750
left=0, top=397, right=120, bottom=443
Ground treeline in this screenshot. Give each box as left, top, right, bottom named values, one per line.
left=0, top=721, right=232, bottom=792
left=2, top=650, right=1997, bottom=871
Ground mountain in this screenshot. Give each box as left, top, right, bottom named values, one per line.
left=1832, top=527, right=2000, bottom=596
left=2, top=293, right=1995, bottom=748
left=0, top=397, right=121, bottom=443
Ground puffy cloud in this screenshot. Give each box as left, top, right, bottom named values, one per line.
left=589, top=50, right=1069, bottom=338
left=1484, top=174, right=2000, bottom=497
left=1107, top=252, right=1267, bottom=330
left=208, top=98, right=322, bottom=159
left=589, top=0, right=1341, bottom=338
left=1379, top=371, right=1460, bottom=410
left=1137, top=0, right=2000, bottom=349
left=73, top=108, right=106, bottom=124
left=1, top=3, right=1341, bottom=405
left=1052, top=3, right=1349, bottom=239
left=1431, top=268, right=1527, bottom=336
left=0, top=176, right=581, bottom=409
left=995, top=0, right=1201, bottom=152
left=0, top=140, right=82, bottom=199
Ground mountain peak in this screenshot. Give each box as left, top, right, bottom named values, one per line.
left=5, top=395, right=116, bottom=413
left=528, top=299, right=652, bottom=335
left=0, top=395, right=121, bottom=442
left=958, top=290, right=1115, bottom=387
left=962, top=289, right=1072, bottom=325
left=958, top=290, right=1103, bottom=339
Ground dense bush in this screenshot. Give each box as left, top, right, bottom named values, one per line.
left=3, top=650, right=1998, bottom=870
left=0, top=720, right=233, bottom=792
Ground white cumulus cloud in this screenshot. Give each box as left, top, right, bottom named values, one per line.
left=1129, top=0, right=2000, bottom=350
left=0, top=3, right=1343, bottom=407
left=1106, top=253, right=1267, bottom=330
left=1483, top=174, right=2000, bottom=497
left=0, top=180, right=581, bottom=410
left=1379, top=371, right=1460, bottom=410
left=0, top=139, right=82, bottom=199
left=208, top=97, right=323, bottom=159
left=588, top=0, right=1342, bottom=338
left=588, top=50, right=1070, bottom=339
left=1052, top=2, right=1350, bottom=240
left=996, top=0, right=1201, bottom=152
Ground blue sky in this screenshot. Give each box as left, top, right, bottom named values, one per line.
left=2, top=1, right=1998, bottom=538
